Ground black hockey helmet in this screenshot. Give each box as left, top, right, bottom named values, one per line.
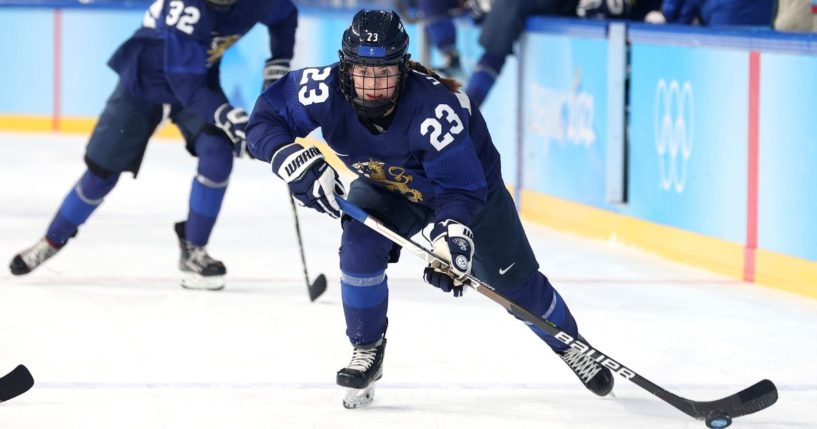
left=338, top=10, right=411, bottom=119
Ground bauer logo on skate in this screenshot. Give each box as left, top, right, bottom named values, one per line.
left=654, top=79, right=694, bottom=193
left=555, top=332, right=637, bottom=380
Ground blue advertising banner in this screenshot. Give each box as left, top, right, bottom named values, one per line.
left=627, top=44, right=748, bottom=243
left=62, top=9, right=142, bottom=116
left=455, top=21, right=519, bottom=188
left=521, top=33, right=608, bottom=207
left=0, top=6, right=425, bottom=118
left=479, top=55, right=518, bottom=188
left=758, top=52, right=817, bottom=261
left=0, top=9, right=54, bottom=115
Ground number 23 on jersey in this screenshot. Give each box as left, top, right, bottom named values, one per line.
left=421, top=104, right=464, bottom=151
left=298, top=67, right=332, bottom=106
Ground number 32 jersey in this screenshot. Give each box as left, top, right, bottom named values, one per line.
left=108, top=0, right=297, bottom=125
left=247, top=64, right=503, bottom=226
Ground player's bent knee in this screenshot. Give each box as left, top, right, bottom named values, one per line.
left=80, top=169, right=120, bottom=199
left=340, top=220, right=393, bottom=272
left=84, top=155, right=122, bottom=179
left=195, top=135, right=234, bottom=183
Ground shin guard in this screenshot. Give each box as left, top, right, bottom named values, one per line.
left=46, top=169, right=119, bottom=246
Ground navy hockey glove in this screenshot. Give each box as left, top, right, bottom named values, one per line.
left=423, top=220, right=474, bottom=297
left=214, top=103, right=250, bottom=157
left=262, top=58, right=290, bottom=90
left=272, top=143, right=346, bottom=218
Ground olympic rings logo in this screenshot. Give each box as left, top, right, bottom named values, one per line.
left=654, top=79, right=694, bottom=193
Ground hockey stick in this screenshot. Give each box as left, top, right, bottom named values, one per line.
left=0, top=365, right=34, bottom=403
left=336, top=197, right=777, bottom=428
left=289, top=195, right=327, bottom=302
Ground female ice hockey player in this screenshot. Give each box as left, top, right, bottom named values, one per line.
left=246, top=9, right=614, bottom=408
left=9, top=0, right=298, bottom=291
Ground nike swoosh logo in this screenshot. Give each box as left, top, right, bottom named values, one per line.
left=499, top=262, right=515, bottom=275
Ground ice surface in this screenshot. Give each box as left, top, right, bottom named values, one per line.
left=1, top=132, right=815, bottom=428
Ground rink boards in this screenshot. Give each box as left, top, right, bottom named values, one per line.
left=1, top=5, right=817, bottom=298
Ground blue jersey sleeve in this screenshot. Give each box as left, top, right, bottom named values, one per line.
left=415, top=92, right=488, bottom=226
left=662, top=0, right=698, bottom=23
left=263, top=0, right=297, bottom=61
left=246, top=67, right=327, bottom=161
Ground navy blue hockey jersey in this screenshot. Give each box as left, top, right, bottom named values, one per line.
left=108, top=0, right=297, bottom=124
left=662, top=0, right=773, bottom=25
left=246, top=64, right=503, bottom=226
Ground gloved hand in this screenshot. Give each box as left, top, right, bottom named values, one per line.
left=272, top=143, right=345, bottom=218
left=263, top=58, right=290, bottom=90
left=214, top=103, right=250, bottom=157
left=423, top=219, right=474, bottom=297
left=466, top=0, right=492, bottom=23
left=577, top=0, right=632, bottom=19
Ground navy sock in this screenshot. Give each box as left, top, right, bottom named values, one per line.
left=465, top=53, right=505, bottom=107
left=186, top=133, right=233, bottom=246
left=425, top=18, right=456, bottom=51
left=504, top=272, right=579, bottom=353
left=46, top=169, right=119, bottom=246
left=186, top=175, right=227, bottom=246
left=339, top=219, right=392, bottom=345
left=527, top=288, right=579, bottom=352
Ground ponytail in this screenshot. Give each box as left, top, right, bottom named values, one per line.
left=407, top=61, right=462, bottom=92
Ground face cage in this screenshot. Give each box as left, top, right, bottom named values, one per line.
left=339, top=59, right=407, bottom=119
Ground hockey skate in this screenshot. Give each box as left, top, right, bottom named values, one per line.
left=175, top=221, right=226, bottom=291
left=336, top=338, right=386, bottom=409
left=9, top=237, right=62, bottom=275
left=558, top=337, right=615, bottom=397
left=437, top=51, right=463, bottom=80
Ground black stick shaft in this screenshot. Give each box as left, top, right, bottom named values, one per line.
left=289, top=195, right=312, bottom=290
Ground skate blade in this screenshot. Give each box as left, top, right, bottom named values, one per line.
left=180, top=273, right=225, bottom=291
left=343, top=385, right=375, bottom=409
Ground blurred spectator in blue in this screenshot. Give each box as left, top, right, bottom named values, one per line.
left=416, top=0, right=464, bottom=77
left=465, top=0, right=578, bottom=107
left=577, top=0, right=663, bottom=21
left=774, top=0, right=817, bottom=31
left=658, top=0, right=774, bottom=26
